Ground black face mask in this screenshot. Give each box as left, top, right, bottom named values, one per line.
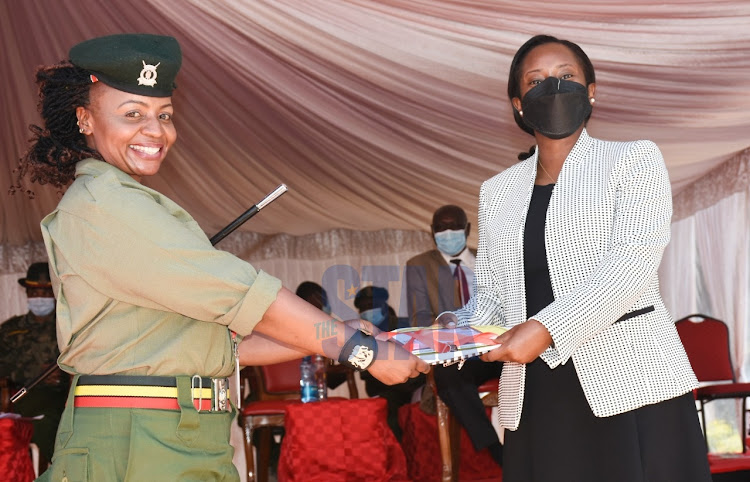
left=521, top=77, right=592, bottom=139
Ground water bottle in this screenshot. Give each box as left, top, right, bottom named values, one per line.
left=300, top=356, right=318, bottom=403
left=314, top=355, right=328, bottom=401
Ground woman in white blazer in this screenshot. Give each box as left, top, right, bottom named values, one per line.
left=441, top=35, right=710, bottom=481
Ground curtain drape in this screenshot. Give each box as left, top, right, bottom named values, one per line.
left=695, top=194, right=749, bottom=379
left=659, top=189, right=750, bottom=380
left=1, top=0, right=749, bottom=378
left=2, top=0, right=749, bottom=249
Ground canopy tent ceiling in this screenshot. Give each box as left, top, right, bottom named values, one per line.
left=2, top=0, right=749, bottom=253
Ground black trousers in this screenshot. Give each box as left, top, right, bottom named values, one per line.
left=434, top=358, right=503, bottom=451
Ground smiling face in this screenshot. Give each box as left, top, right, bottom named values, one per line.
left=511, top=42, right=596, bottom=114
left=76, top=83, right=176, bottom=181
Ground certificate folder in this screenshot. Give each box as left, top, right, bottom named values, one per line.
left=375, top=325, right=507, bottom=366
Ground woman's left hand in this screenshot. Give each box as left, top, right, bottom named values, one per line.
left=480, top=318, right=552, bottom=364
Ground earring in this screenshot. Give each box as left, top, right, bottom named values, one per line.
left=519, top=110, right=523, bottom=117
left=590, top=98, right=595, bottom=104
left=79, top=128, right=85, bottom=134
left=76, top=120, right=80, bottom=126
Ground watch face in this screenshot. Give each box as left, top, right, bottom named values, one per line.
left=348, top=345, right=375, bottom=370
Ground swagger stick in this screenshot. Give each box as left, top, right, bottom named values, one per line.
left=210, top=184, right=288, bottom=246
left=10, top=184, right=289, bottom=406
left=9, top=363, right=59, bottom=404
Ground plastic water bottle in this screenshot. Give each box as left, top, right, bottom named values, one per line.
left=314, top=355, right=328, bottom=401
left=300, top=356, right=318, bottom=403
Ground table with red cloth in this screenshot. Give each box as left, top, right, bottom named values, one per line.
left=399, top=402, right=503, bottom=482
left=0, top=415, right=36, bottom=482
left=278, top=397, right=409, bottom=481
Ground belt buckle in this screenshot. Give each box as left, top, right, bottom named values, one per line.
left=212, top=378, right=228, bottom=412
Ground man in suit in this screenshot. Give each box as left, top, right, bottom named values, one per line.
left=405, top=205, right=503, bottom=467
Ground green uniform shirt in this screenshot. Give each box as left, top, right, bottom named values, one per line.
left=40, top=159, right=281, bottom=377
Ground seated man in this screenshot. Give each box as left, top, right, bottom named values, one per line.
left=0, top=262, right=69, bottom=472
left=295, top=281, right=331, bottom=315
left=355, top=286, right=423, bottom=441
left=295, top=281, right=351, bottom=392
left=406, top=205, right=503, bottom=467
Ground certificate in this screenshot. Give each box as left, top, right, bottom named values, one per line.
left=375, top=324, right=507, bottom=366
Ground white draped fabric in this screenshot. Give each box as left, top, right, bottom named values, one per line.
left=660, top=189, right=750, bottom=378
left=1, top=1, right=750, bottom=377
left=694, top=194, right=749, bottom=378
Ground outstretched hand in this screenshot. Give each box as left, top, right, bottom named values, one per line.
left=339, top=318, right=429, bottom=385
left=367, top=339, right=430, bottom=385
left=480, top=318, right=553, bottom=364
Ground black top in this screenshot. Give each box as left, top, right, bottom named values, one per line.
left=523, top=183, right=555, bottom=318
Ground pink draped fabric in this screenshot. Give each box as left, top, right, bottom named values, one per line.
left=2, top=0, right=749, bottom=251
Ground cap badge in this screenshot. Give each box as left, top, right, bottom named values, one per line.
left=137, top=60, right=160, bottom=87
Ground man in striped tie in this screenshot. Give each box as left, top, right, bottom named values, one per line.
left=406, top=205, right=504, bottom=468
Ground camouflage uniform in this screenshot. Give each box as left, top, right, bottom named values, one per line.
left=0, top=311, right=69, bottom=464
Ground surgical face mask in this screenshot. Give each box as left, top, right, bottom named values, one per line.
left=434, top=229, right=467, bottom=256
left=360, top=307, right=387, bottom=329
left=28, top=297, right=55, bottom=317
left=521, top=77, right=592, bottom=139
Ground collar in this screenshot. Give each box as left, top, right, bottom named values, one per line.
left=438, top=246, right=475, bottom=270
left=75, top=158, right=142, bottom=184
left=565, top=128, right=594, bottom=164
left=530, top=128, right=593, bottom=166
left=527, top=128, right=595, bottom=184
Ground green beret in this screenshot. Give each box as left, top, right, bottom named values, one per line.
left=69, top=33, right=181, bottom=97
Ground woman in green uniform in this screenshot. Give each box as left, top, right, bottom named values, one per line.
left=14, top=33, right=428, bottom=481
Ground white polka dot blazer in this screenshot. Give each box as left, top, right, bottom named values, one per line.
left=454, top=129, right=698, bottom=431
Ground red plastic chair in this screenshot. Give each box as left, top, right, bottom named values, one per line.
left=239, top=360, right=359, bottom=482
left=675, top=314, right=750, bottom=458
left=239, top=360, right=302, bottom=482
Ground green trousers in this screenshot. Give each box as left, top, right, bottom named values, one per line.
left=37, top=375, right=240, bottom=482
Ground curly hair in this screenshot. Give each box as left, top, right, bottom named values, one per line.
left=10, top=61, right=101, bottom=195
